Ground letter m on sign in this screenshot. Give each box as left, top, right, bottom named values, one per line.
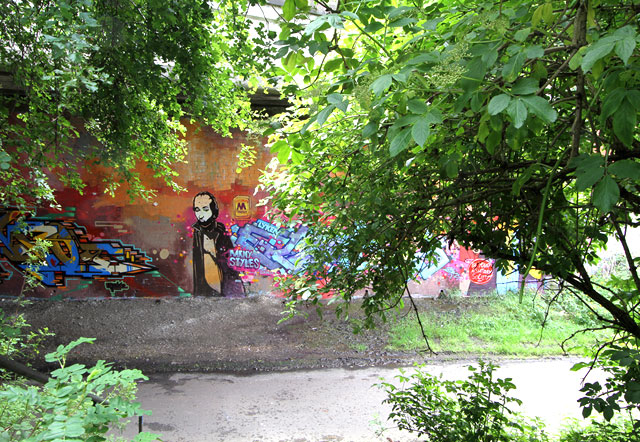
left=232, top=196, right=251, bottom=220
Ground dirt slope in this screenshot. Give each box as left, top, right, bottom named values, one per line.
left=2, top=296, right=444, bottom=373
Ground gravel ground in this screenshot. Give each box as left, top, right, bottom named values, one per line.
left=2, top=296, right=449, bottom=373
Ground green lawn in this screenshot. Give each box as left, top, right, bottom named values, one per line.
left=387, top=290, right=608, bottom=356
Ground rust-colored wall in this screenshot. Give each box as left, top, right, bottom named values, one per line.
left=0, top=120, right=516, bottom=299
left=0, top=122, right=288, bottom=299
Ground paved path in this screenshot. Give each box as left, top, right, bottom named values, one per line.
left=115, top=358, right=604, bottom=442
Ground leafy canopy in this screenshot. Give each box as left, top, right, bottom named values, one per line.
left=0, top=0, right=269, bottom=206
left=262, top=0, right=640, bottom=342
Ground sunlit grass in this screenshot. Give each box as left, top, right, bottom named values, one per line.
left=387, top=291, right=609, bottom=356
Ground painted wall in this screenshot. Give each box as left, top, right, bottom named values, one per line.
left=0, top=121, right=539, bottom=299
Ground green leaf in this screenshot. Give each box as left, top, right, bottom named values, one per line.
left=531, top=5, right=544, bottom=27
left=602, top=406, right=614, bottom=421
left=573, top=154, right=605, bottom=191
left=269, top=140, right=288, bottom=154
left=461, top=57, right=485, bottom=92
left=390, top=17, right=417, bottom=28
left=392, top=114, right=419, bottom=129
left=477, top=122, right=489, bottom=143
left=388, top=6, right=412, bottom=19
left=283, top=0, right=296, bottom=21
left=470, top=92, right=483, bottom=112
left=569, top=49, right=584, bottom=71
left=511, top=78, right=538, bottom=95
left=525, top=45, right=544, bottom=59
left=613, top=99, right=636, bottom=146
left=628, top=90, right=640, bottom=111
left=581, top=37, right=616, bottom=72
left=445, top=159, right=458, bottom=178
left=576, top=167, right=604, bottom=191
left=425, top=109, right=443, bottom=125
left=571, top=154, right=604, bottom=171
left=411, top=118, right=430, bottom=147
left=392, top=72, right=410, bottom=83
left=389, top=128, right=412, bottom=157
left=514, top=28, right=530, bottom=42
left=283, top=51, right=297, bottom=71
left=541, top=2, right=554, bottom=22
left=370, top=74, right=393, bottom=96
left=290, top=149, right=304, bottom=164
left=502, top=51, right=526, bottom=82
left=327, top=93, right=348, bottom=112
left=277, top=144, right=290, bottom=164
left=521, top=95, right=557, bottom=123
left=316, top=104, right=336, bottom=126
left=45, top=337, right=95, bottom=362
left=506, top=98, right=528, bottom=128
left=613, top=25, right=636, bottom=39
left=327, top=14, right=344, bottom=29
left=362, top=122, right=378, bottom=138
left=305, top=17, right=328, bottom=35
left=364, top=21, right=384, bottom=33
left=483, top=49, right=499, bottom=67
left=488, top=94, right=510, bottom=115
left=600, top=88, right=626, bottom=122
left=485, top=130, right=501, bottom=154
left=407, top=53, right=438, bottom=65
left=615, top=37, right=636, bottom=65
left=593, top=176, right=619, bottom=213
left=609, top=160, right=640, bottom=180
left=408, top=99, right=428, bottom=114
left=133, top=432, right=163, bottom=442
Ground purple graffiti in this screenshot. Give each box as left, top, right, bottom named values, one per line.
left=230, top=219, right=309, bottom=273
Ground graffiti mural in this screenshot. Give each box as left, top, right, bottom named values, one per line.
left=0, top=119, right=523, bottom=300
left=412, top=240, right=496, bottom=295
left=0, top=210, right=155, bottom=287
left=191, top=192, right=245, bottom=297
left=229, top=218, right=309, bottom=274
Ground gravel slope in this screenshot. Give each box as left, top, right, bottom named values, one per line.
left=3, top=296, right=435, bottom=373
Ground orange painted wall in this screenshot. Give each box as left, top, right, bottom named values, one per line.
left=0, top=120, right=506, bottom=299
left=0, top=122, right=283, bottom=299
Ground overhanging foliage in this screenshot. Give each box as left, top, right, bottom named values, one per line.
left=0, top=0, right=269, bottom=206
left=261, top=0, right=640, bottom=342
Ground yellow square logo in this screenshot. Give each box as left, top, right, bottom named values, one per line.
left=233, top=196, right=251, bottom=219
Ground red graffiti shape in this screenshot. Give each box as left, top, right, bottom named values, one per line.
left=469, top=259, right=493, bottom=285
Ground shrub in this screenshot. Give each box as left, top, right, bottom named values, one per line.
left=379, top=361, right=549, bottom=442
left=558, top=417, right=638, bottom=442
left=0, top=337, right=159, bottom=442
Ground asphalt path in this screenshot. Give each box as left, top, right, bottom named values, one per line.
left=114, top=358, right=605, bottom=442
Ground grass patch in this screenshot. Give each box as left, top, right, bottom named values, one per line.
left=388, top=290, right=608, bottom=356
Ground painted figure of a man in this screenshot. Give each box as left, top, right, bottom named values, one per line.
left=192, top=191, right=245, bottom=297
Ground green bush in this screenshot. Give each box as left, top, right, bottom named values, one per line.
left=0, top=310, right=52, bottom=374
left=558, top=417, right=638, bottom=442
left=379, top=361, right=549, bottom=442
left=0, top=337, right=159, bottom=442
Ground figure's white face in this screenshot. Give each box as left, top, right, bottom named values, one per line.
left=194, top=195, right=214, bottom=223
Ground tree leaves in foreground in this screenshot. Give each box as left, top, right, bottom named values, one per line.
left=1, top=337, right=158, bottom=442
left=263, top=0, right=640, bottom=345
left=0, top=0, right=269, bottom=206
